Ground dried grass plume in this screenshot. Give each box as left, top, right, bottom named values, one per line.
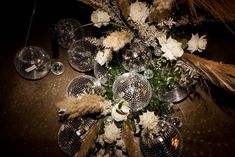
left=181, top=53, right=235, bottom=93
left=57, top=94, right=107, bottom=118
left=103, top=31, right=134, bottom=51
left=122, top=121, right=144, bottom=157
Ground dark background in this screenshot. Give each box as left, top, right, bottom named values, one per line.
left=1, top=0, right=235, bottom=157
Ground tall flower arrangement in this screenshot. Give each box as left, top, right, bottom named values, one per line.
left=55, top=0, right=235, bottom=157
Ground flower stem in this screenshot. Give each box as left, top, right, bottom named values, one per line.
left=24, top=0, right=37, bottom=47
left=79, top=22, right=128, bottom=29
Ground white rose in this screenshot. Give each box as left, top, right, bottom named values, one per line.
left=187, top=33, right=207, bottom=53
left=91, top=10, right=110, bottom=28
left=129, top=2, right=150, bottom=24
left=160, top=36, right=184, bottom=60
left=104, top=122, right=121, bottom=143
left=95, top=49, right=112, bottom=66
left=111, top=102, right=130, bottom=122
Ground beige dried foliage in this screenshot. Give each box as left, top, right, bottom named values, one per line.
left=187, top=0, right=235, bottom=22
left=103, top=31, right=134, bottom=51
left=149, top=0, right=175, bottom=22
left=182, top=53, right=235, bottom=93
left=117, top=0, right=130, bottom=19
left=122, top=121, right=144, bottom=157
left=74, top=119, right=103, bottom=157
left=57, top=94, right=106, bottom=118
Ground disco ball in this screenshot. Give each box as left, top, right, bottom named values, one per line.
left=56, top=18, right=84, bottom=49
left=14, top=46, right=51, bottom=80
left=68, top=40, right=97, bottom=72
left=58, top=117, right=97, bottom=157
left=50, top=61, right=64, bottom=76
left=67, top=75, right=103, bottom=97
left=140, top=120, right=183, bottom=157
left=121, top=39, right=152, bottom=72
left=112, top=72, right=152, bottom=111
left=155, top=86, right=188, bottom=103
left=94, top=62, right=112, bottom=85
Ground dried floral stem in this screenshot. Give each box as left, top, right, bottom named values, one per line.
left=186, top=0, right=235, bottom=34
left=24, top=0, right=37, bottom=47
left=74, top=119, right=103, bottom=157
left=182, top=53, right=235, bottom=93
left=122, top=121, right=144, bottom=157
left=78, top=22, right=128, bottom=29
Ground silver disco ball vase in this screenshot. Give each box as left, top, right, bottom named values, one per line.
left=155, top=86, right=188, bottom=103
left=68, top=40, right=97, bottom=72
left=56, top=18, right=84, bottom=49
left=112, top=72, right=152, bottom=111
left=94, top=62, right=112, bottom=86
left=58, top=117, right=97, bottom=157
left=140, top=120, right=183, bottom=157
left=121, top=39, right=152, bottom=72
left=67, top=75, right=103, bottom=97
left=14, top=46, right=51, bottom=80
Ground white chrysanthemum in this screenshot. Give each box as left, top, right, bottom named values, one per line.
left=91, top=9, right=110, bottom=28
left=160, top=36, right=184, bottom=60
left=103, top=31, right=133, bottom=51
left=104, top=122, right=121, bottom=143
left=139, top=111, right=159, bottom=130
left=187, top=33, right=207, bottom=53
left=95, top=48, right=112, bottom=66
left=111, top=101, right=130, bottom=122
left=129, top=2, right=150, bottom=24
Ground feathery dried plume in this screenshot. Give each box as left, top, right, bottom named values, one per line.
left=117, top=0, right=130, bottom=19
left=186, top=0, right=235, bottom=34
left=149, top=0, right=175, bottom=22
left=74, top=119, right=103, bottom=157
left=187, top=0, right=235, bottom=22
left=79, top=0, right=103, bottom=9
left=57, top=94, right=107, bottom=119
left=122, top=121, right=144, bottom=157
left=181, top=53, right=235, bottom=93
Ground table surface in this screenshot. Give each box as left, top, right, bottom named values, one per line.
left=1, top=1, right=235, bottom=157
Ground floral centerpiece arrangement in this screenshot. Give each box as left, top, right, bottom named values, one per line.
left=51, top=0, right=235, bottom=157
left=12, top=0, right=235, bottom=156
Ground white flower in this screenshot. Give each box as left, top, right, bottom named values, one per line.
left=95, top=49, right=112, bottom=66
left=187, top=33, right=207, bottom=53
left=129, top=2, right=150, bottom=24
left=104, top=122, right=121, bottom=143
left=111, top=101, right=130, bottom=122
left=103, top=31, right=133, bottom=51
left=157, top=32, right=167, bottom=45
left=116, top=139, right=126, bottom=152
left=139, top=111, right=159, bottom=130
left=91, top=9, right=110, bottom=28
left=157, top=18, right=176, bottom=28
left=164, top=18, right=176, bottom=28
left=160, top=36, right=184, bottom=60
